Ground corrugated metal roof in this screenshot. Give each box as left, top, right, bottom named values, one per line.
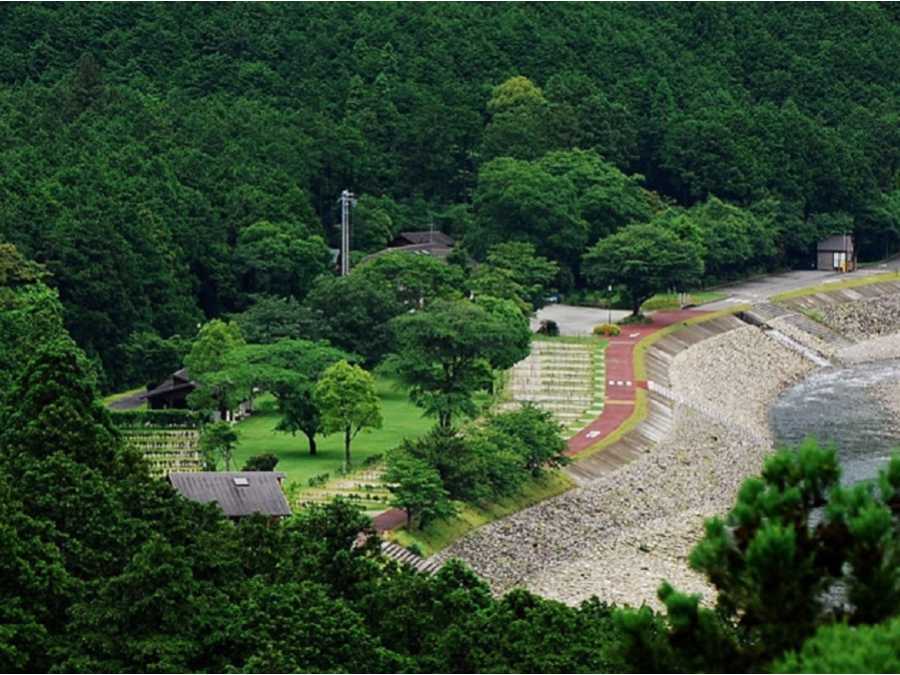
left=169, top=472, right=291, bottom=517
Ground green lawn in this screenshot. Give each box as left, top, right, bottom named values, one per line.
left=232, top=377, right=430, bottom=488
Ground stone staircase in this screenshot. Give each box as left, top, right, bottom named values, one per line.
left=500, top=340, right=605, bottom=436
left=380, top=540, right=443, bottom=574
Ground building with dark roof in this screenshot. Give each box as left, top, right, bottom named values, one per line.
left=142, top=368, right=197, bottom=410
left=817, top=234, right=856, bottom=272
left=140, top=368, right=251, bottom=422
left=169, top=471, right=291, bottom=519
left=393, top=230, right=455, bottom=248
left=361, top=230, right=455, bottom=264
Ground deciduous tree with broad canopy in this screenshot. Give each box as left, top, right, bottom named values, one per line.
left=225, top=339, right=351, bottom=456
left=582, top=222, right=704, bottom=316
left=383, top=449, right=455, bottom=530
left=313, top=360, right=382, bottom=472
left=184, top=319, right=247, bottom=416
left=470, top=241, right=559, bottom=312
left=390, top=298, right=530, bottom=429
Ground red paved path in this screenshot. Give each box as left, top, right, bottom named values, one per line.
left=566, top=309, right=709, bottom=456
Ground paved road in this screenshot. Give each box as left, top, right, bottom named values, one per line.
left=703, top=260, right=900, bottom=311
left=535, top=257, right=900, bottom=334
left=531, top=304, right=632, bottom=336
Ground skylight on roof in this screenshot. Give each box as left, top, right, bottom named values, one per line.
left=233, top=477, right=249, bottom=486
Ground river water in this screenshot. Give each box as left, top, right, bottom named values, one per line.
left=770, top=359, right=900, bottom=485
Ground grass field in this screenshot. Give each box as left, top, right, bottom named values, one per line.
left=388, top=470, right=574, bottom=557
left=232, top=377, right=430, bottom=487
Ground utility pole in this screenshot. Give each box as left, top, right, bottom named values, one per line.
left=339, top=189, right=356, bottom=276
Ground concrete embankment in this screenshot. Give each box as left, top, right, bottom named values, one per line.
left=773, top=280, right=900, bottom=364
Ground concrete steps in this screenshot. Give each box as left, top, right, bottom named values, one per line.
left=503, top=339, right=605, bottom=434
left=381, top=541, right=443, bottom=574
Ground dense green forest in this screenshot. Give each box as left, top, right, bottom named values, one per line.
left=2, top=3, right=900, bottom=387
left=4, top=6, right=900, bottom=672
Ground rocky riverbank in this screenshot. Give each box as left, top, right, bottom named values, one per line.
left=822, top=293, right=900, bottom=340
left=435, top=326, right=812, bottom=608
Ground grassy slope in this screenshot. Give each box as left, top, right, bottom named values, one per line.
left=232, top=377, right=430, bottom=487
left=102, top=386, right=146, bottom=406
left=387, top=337, right=600, bottom=555
left=388, top=471, right=574, bottom=557
left=641, top=290, right=728, bottom=311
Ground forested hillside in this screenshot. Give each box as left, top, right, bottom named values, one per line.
left=2, top=3, right=900, bottom=386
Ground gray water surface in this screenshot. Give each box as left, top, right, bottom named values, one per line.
left=770, top=359, right=900, bottom=485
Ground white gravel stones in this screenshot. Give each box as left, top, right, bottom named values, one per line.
left=435, top=326, right=813, bottom=608
left=669, top=326, right=813, bottom=437
left=822, top=294, right=900, bottom=340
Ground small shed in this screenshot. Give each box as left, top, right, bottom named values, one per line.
left=817, top=234, right=856, bottom=272
left=169, top=471, right=291, bottom=519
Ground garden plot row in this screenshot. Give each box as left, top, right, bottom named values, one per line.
left=289, top=468, right=392, bottom=512
left=500, top=340, right=605, bottom=437
left=123, top=428, right=202, bottom=477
